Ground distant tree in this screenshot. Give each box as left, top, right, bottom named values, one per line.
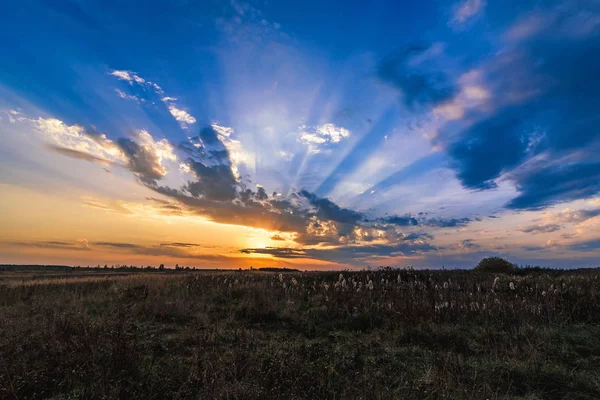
left=159, top=264, right=165, bottom=271
left=474, top=257, right=516, bottom=274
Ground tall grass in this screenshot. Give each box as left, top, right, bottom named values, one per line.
left=2, top=269, right=600, bottom=399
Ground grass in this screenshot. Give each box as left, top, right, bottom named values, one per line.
left=1, top=268, right=600, bottom=399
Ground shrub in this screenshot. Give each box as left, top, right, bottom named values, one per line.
left=474, top=257, right=516, bottom=274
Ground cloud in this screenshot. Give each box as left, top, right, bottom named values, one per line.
left=426, top=217, right=475, bottom=228
left=185, top=160, right=238, bottom=201
left=378, top=215, right=419, bottom=227
left=110, top=70, right=135, bottom=82
left=450, top=0, right=485, bottom=26
left=110, top=68, right=199, bottom=130
left=240, top=247, right=306, bottom=259
left=45, top=144, right=116, bottom=166
left=567, top=238, right=600, bottom=253
left=300, top=190, right=362, bottom=225
left=377, top=44, right=456, bottom=110
left=33, top=117, right=127, bottom=165
left=92, top=240, right=238, bottom=262
left=37, top=118, right=460, bottom=264
left=145, top=197, right=186, bottom=215
left=166, top=104, right=196, bottom=128
left=505, top=162, right=600, bottom=210
left=520, top=224, right=562, bottom=234
left=375, top=214, right=475, bottom=228
left=438, top=3, right=600, bottom=209
left=458, top=239, right=480, bottom=250
left=115, top=89, right=142, bottom=102
left=159, top=242, right=201, bottom=248
left=240, top=237, right=438, bottom=263
left=94, top=241, right=141, bottom=249
left=12, top=240, right=90, bottom=251
left=544, top=208, right=600, bottom=225
left=298, top=123, right=350, bottom=153
left=112, top=130, right=177, bottom=186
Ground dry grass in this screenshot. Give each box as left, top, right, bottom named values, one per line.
left=2, top=268, right=600, bottom=399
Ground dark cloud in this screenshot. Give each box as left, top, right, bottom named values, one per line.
left=439, top=3, right=600, bottom=209
left=307, top=241, right=437, bottom=263
left=151, top=185, right=310, bottom=235
left=379, top=215, right=419, bottom=226
left=378, top=44, right=456, bottom=109
left=115, top=138, right=165, bottom=186
left=460, top=239, right=480, bottom=249
left=300, top=190, right=362, bottom=225
left=240, top=247, right=306, bottom=259
left=145, top=197, right=186, bottom=215
left=270, top=234, right=286, bottom=241
left=376, top=214, right=475, bottom=228
left=567, top=239, right=600, bottom=253
left=160, top=242, right=200, bottom=248
left=555, top=208, right=600, bottom=224
left=11, top=240, right=89, bottom=251
left=94, top=242, right=141, bottom=249
left=506, top=162, right=600, bottom=210
left=520, top=224, right=562, bottom=234
left=87, top=240, right=239, bottom=262
left=46, top=144, right=116, bottom=166
left=179, top=126, right=230, bottom=164
left=185, top=160, right=238, bottom=201
left=426, top=217, right=476, bottom=228
left=191, top=167, right=237, bottom=203
left=521, top=245, right=548, bottom=252
left=240, top=239, right=437, bottom=264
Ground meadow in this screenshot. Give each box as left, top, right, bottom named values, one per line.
left=2, top=267, right=600, bottom=399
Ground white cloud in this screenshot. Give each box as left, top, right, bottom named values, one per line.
left=115, top=89, right=142, bottom=103
left=110, top=69, right=147, bottom=85
left=211, top=123, right=234, bottom=137
left=6, top=109, right=25, bottom=123
left=167, top=105, right=196, bottom=128
left=33, top=117, right=126, bottom=163
left=316, top=123, right=350, bottom=143
left=109, top=67, right=197, bottom=131
left=298, top=123, right=350, bottom=153
left=110, top=70, right=134, bottom=82
left=279, top=150, right=293, bottom=161
left=210, top=123, right=255, bottom=178
left=136, top=130, right=177, bottom=163
left=450, top=0, right=485, bottom=26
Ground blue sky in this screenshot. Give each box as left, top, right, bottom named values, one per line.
left=0, top=0, right=599, bottom=269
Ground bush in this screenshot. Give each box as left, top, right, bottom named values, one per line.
left=474, top=257, right=516, bottom=274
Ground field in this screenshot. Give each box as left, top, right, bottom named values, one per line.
left=2, top=267, right=600, bottom=399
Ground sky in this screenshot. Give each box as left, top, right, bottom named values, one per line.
left=0, top=0, right=599, bottom=270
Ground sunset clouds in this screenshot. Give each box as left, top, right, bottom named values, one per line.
left=0, top=0, right=599, bottom=269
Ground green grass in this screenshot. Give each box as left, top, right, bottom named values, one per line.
left=1, top=269, right=600, bottom=399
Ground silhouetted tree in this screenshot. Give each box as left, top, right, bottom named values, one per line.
left=474, top=257, right=516, bottom=274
